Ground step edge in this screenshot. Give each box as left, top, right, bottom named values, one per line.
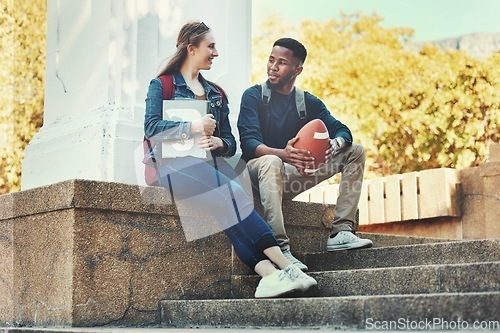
left=232, top=260, right=500, bottom=279
left=160, top=290, right=500, bottom=304
left=307, top=238, right=500, bottom=254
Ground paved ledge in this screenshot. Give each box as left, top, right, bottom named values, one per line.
left=0, top=179, right=177, bottom=221
left=1, top=328, right=318, bottom=333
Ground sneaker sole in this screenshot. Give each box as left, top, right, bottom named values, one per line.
left=326, top=241, right=373, bottom=252
left=299, top=279, right=318, bottom=292
left=255, top=286, right=301, bottom=298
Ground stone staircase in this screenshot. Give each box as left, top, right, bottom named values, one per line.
left=160, top=237, right=500, bottom=330
left=1, top=179, right=499, bottom=332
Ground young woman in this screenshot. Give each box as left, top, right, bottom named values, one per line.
left=143, top=21, right=317, bottom=298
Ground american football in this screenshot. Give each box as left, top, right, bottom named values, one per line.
left=293, top=119, right=330, bottom=172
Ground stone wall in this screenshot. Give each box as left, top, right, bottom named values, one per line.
left=0, top=180, right=233, bottom=326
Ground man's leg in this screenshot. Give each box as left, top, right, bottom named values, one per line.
left=247, top=155, right=289, bottom=250
left=247, top=155, right=310, bottom=271
left=325, top=143, right=373, bottom=250
left=282, top=161, right=334, bottom=199
left=328, top=143, right=366, bottom=233
left=282, top=143, right=372, bottom=250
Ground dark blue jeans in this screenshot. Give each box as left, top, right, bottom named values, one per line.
left=158, top=155, right=278, bottom=269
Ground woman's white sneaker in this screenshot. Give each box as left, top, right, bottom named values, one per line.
left=283, top=264, right=317, bottom=292
left=327, top=231, right=373, bottom=251
left=254, top=269, right=302, bottom=298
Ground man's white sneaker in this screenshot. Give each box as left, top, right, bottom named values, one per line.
left=326, top=231, right=373, bottom=251
left=254, top=270, right=302, bottom=298
left=283, top=264, right=317, bottom=292
left=282, top=249, right=308, bottom=271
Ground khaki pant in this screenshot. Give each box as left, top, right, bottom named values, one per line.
left=246, top=143, right=366, bottom=250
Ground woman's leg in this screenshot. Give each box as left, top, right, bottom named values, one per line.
left=224, top=210, right=276, bottom=270
left=226, top=208, right=318, bottom=296
left=263, top=246, right=292, bottom=270
left=158, top=157, right=270, bottom=269
left=254, top=259, right=278, bottom=277
left=159, top=157, right=252, bottom=240
left=159, top=157, right=316, bottom=292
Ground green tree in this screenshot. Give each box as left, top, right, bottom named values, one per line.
left=0, top=0, right=46, bottom=194
left=252, top=13, right=499, bottom=177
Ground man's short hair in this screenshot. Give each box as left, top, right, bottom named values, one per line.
left=273, top=38, right=307, bottom=64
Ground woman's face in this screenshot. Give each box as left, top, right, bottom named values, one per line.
left=191, top=32, right=219, bottom=70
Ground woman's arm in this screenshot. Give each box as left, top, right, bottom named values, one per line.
left=143, top=78, right=192, bottom=141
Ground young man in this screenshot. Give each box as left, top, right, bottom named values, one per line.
left=237, top=38, right=373, bottom=271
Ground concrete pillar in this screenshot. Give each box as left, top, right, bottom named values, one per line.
left=21, top=0, right=251, bottom=190
left=460, top=143, right=500, bottom=239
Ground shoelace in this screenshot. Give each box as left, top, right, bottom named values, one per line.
left=276, top=270, right=288, bottom=281
left=344, top=231, right=357, bottom=239
left=283, top=251, right=301, bottom=264
left=286, top=267, right=305, bottom=281
left=337, top=231, right=358, bottom=242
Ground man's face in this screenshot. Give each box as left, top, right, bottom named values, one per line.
left=266, top=45, right=302, bottom=91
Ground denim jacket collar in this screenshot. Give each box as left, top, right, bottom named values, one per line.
left=172, top=72, right=221, bottom=105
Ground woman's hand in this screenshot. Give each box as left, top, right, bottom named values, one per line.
left=198, top=135, right=224, bottom=151
left=191, top=114, right=216, bottom=136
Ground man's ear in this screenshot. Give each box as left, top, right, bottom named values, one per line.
left=295, top=65, right=303, bottom=76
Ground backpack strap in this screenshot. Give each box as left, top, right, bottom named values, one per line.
left=143, top=75, right=175, bottom=187
left=260, top=81, right=307, bottom=120
left=260, top=81, right=271, bottom=113
left=207, top=81, right=227, bottom=105
left=159, top=75, right=175, bottom=100
left=295, top=87, right=306, bottom=120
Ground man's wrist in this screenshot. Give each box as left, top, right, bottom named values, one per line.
left=335, top=137, right=345, bottom=147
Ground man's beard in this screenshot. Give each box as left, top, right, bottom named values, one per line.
left=266, top=72, right=294, bottom=91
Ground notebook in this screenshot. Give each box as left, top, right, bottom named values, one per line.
left=162, top=99, right=210, bottom=159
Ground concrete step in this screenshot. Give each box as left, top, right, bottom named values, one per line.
left=0, top=328, right=325, bottom=333
left=231, top=261, right=500, bottom=299
left=160, top=291, right=500, bottom=330
left=231, top=232, right=460, bottom=276
left=305, top=238, right=500, bottom=271
left=356, top=232, right=451, bottom=247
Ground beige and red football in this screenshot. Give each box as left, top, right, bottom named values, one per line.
left=293, top=119, right=330, bottom=172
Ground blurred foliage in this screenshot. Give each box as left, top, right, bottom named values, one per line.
left=0, top=10, right=498, bottom=193
left=252, top=14, right=499, bottom=177
left=0, top=0, right=46, bottom=194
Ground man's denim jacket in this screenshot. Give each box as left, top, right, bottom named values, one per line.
left=144, top=72, right=236, bottom=158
